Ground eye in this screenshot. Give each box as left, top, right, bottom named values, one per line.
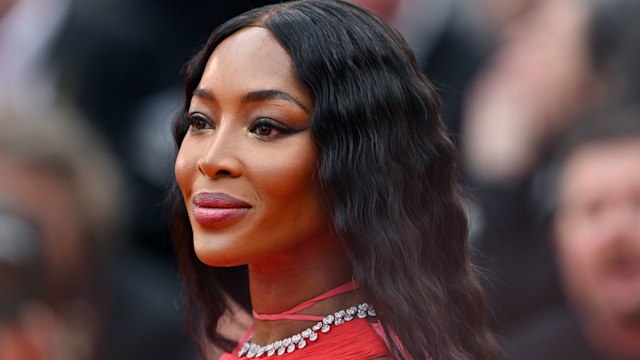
left=187, top=114, right=213, bottom=132
left=249, top=118, right=291, bottom=138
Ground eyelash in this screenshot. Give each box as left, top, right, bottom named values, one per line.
left=185, top=114, right=303, bottom=139
left=249, top=118, right=298, bottom=139
left=187, top=114, right=213, bottom=132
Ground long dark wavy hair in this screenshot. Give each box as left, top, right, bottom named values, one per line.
left=169, top=1, right=501, bottom=359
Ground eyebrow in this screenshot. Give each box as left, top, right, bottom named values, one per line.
left=192, top=88, right=310, bottom=114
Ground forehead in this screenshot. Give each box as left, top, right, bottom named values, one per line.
left=559, top=139, right=640, bottom=199
left=200, top=26, right=302, bottom=94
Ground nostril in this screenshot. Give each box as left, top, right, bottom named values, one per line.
left=217, top=169, right=232, bottom=176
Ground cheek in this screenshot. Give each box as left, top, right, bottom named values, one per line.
left=175, top=141, right=199, bottom=198
left=559, top=240, right=595, bottom=274
left=556, top=223, right=603, bottom=288
left=249, top=145, right=325, bottom=224
left=255, top=148, right=316, bottom=200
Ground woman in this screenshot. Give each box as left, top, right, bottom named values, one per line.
left=169, top=1, right=500, bottom=359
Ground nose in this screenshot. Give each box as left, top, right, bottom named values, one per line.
left=196, top=125, right=242, bottom=179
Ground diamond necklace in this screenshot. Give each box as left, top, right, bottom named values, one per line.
left=238, top=302, right=377, bottom=358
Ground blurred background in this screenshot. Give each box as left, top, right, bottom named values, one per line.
left=1, top=0, right=638, bottom=359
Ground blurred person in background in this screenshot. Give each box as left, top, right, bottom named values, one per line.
left=460, top=0, right=640, bottom=355
left=550, top=107, right=640, bottom=360
left=0, top=105, right=195, bottom=360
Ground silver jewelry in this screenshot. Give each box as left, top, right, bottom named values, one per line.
left=238, top=302, right=376, bottom=358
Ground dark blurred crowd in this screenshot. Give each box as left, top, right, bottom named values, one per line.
left=1, top=0, right=639, bottom=359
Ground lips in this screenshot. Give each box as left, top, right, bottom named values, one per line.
left=192, top=192, right=251, bottom=226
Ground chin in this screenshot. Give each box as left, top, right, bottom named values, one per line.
left=192, top=234, right=243, bottom=267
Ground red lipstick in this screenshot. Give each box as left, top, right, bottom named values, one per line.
left=192, top=192, right=251, bottom=226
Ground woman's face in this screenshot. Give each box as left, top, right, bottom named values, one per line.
left=175, top=27, right=333, bottom=267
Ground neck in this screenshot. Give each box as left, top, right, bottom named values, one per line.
left=247, top=232, right=360, bottom=344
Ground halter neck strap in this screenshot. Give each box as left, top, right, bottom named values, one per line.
left=252, top=281, right=359, bottom=322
